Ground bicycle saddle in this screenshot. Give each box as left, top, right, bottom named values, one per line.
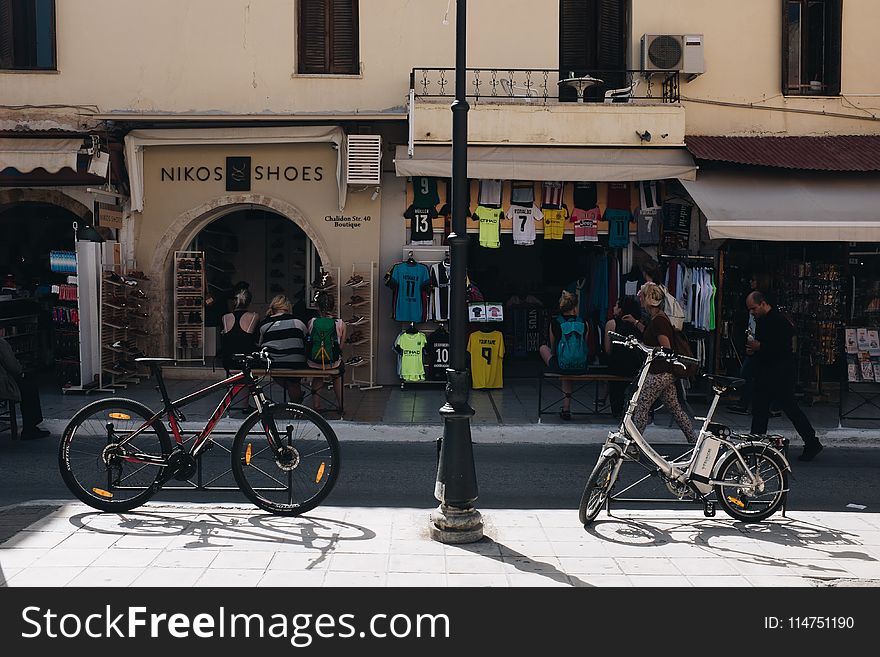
left=704, top=375, right=746, bottom=389
left=133, top=357, right=176, bottom=364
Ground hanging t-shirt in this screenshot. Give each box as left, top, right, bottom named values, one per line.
left=635, top=207, right=660, bottom=246
left=467, top=329, right=505, bottom=389
left=389, top=261, right=430, bottom=322
left=474, top=205, right=503, bottom=248
left=404, top=204, right=437, bottom=245
left=478, top=179, right=503, bottom=207
left=572, top=206, right=600, bottom=242
left=510, top=181, right=535, bottom=206
left=541, top=181, right=564, bottom=209
left=506, top=203, right=543, bottom=246
left=573, top=182, right=598, bottom=210
left=606, top=182, right=631, bottom=211
left=394, top=331, right=427, bottom=382
left=542, top=207, right=568, bottom=240
left=426, top=329, right=450, bottom=381
left=605, top=209, right=631, bottom=248
left=429, top=261, right=451, bottom=321
left=639, top=180, right=661, bottom=210
left=411, top=176, right=440, bottom=207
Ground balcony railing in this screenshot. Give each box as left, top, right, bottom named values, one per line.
left=410, top=68, right=680, bottom=104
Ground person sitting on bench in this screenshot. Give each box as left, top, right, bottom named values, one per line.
left=539, top=290, right=588, bottom=420
left=258, top=294, right=309, bottom=403
left=306, top=291, right=346, bottom=413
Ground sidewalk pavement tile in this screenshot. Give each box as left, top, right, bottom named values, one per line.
left=615, top=557, right=683, bottom=576
left=686, top=575, right=753, bottom=587
left=152, top=549, right=220, bottom=569
left=195, top=569, right=264, bottom=587
left=329, top=552, right=389, bottom=572
left=323, top=571, right=386, bottom=586
left=267, top=552, right=331, bottom=571
left=2, top=530, right=70, bottom=549
left=628, top=574, right=697, bottom=587
left=67, top=566, right=145, bottom=587
left=6, top=566, right=85, bottom=587
left=210, top=550, right=276, bottom=570
left=386, top=572, right=447, bottom=587
left=32, top=547, right=104, bottom=568
left=258, top=570, right=326, bottom=587
left=130, top=567, right=206, bottom=587
left=94, top=547, right=163, bottom=567
left=388, top=554, right=445, bottom=573
left=670, top=557, right=741, bottom=576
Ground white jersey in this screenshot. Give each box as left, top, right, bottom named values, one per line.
left=506, top=204, right=543, bottom=246
left=429, top=261, right=451, bottom=322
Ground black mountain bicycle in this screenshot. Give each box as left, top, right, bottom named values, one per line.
left=58, top=350, right=340, bottom=515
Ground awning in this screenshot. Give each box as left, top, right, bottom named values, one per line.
left=681, top=170, right=880, bottom=242
left=394, top=145, right=697, bottom=182
left=124, top=126, right=347, bottom=212
left=0, top=137, right=82, bottom=173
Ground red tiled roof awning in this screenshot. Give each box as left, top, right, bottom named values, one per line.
left=685, top=135, right=880, bottom=172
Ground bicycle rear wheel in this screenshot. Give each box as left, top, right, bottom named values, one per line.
left=714, top=445, right=788, bottom=522
left=231, top=403, right=340, bottom=516
left=58, top=398, right=172, bottom=512
left=579, top=452, right=619, bottom=526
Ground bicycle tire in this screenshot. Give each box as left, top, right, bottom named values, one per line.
left=231, top=402, right=340, bottom=516
left=714, top=445, right=788, bottom=522
left=59, top=398, right=172, bottom=512
left=579, top=452, right=619, bottom=526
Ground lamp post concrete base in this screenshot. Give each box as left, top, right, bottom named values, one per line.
left=430, top=505, right=483, bottom=544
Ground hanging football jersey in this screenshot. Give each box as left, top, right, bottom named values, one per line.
left=411, top=176, right=440, bottom=207
left=573, top=182, right=598, bottom=210
left=639, top=180, right=661, bottom=210
left=606, top=182, right=631, bottom=211
left=605, top=209, right=632, bottom=248
left=634, top=207, right=660, bottom=246
left=394, top=330, right=427, bottom=382
left=389, top=261, right=430, bottom=322
left=542, top=207, right=568, bottom=240
left=426, top=328, right=451, bottom=381
left=510, top=181, right=535, bottom=206
left=467, top=329, right=505, bottom=389
left=541, top=181, right=564, bottom=209
left=404, top=204, right=437, bottom=245
left=429, top=261, right=452, bottom=321
left=506, top=203, right=543, bottom=246
left=473, top=205, right=502, bottom=248
left=572, top=206, right=600, bottom=242
left=478, top=179, right=503, bottom=207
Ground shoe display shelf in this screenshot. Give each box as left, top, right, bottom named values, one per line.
left=100, top=266, right=150, bottom=389
left=343, top=262, right=381, bottom=391
left=174, top=250, right=205, bottom=363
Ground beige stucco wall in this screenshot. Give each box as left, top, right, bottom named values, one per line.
left=633, top=0, right=880, bottom=135
left=133, top=142, right=379, bottom=354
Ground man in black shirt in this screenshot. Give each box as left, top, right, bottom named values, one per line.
left=745, top=292, right=822, bottom=461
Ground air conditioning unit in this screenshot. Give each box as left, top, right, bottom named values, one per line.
left=346, top=135, right=382, bottom=185
left=641, top=34, right=705, bottom=78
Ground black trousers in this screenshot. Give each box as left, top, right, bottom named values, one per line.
left=750, top=361, right=817, bottom=447
left=16, top=374, right=43, bottom=429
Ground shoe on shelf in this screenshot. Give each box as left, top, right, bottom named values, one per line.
left=346, top=314, right=367, bottom=326
left=727, top=405, right=750, bottom=415
left=19, top=426, right=51, bottom=440
left=130, top=289, right=147, bottom=299
left=345, top=356, right=365, bottom=367
left=798, top=443, right=823, bottom=462
left=127, top=270, right=150, bottom=280
left=346, top=295, right=365, bottom=306
left=345, top=274, right=364, bottom=286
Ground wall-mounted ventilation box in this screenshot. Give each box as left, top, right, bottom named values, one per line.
left=641, top=34, right=705, bottom=79
left=346, top=135, right=382, bottom=185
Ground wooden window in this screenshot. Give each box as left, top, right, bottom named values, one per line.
left=0, top=0, right=55, bottom=70
left=782, top=0, right=842, bottom=96
left=298, top=0, right=359, bottom=75
left=559, top=0, right=627, bottom=100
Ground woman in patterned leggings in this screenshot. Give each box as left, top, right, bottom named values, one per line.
left=632, top=283, right=696, bottom=444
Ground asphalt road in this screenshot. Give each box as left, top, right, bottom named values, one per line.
left=1, top=436, right=877, bottom=513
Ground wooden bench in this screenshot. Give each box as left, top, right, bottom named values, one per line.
left=538, top=369, right=632, bottom=419
left=253, top=368, right=343, bottom=414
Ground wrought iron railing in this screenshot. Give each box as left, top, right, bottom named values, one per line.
left=409, top=68, right=680, bottom=104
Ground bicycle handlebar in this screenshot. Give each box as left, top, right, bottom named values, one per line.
left=232, top=348, right=273, bottom=370
left=607, top=331, right=700, bottom=367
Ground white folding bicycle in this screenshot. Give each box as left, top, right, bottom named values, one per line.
left=579, top=332, right=791, bottom=525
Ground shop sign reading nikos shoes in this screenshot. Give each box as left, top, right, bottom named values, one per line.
left=158, top=156, right=324, bottom=192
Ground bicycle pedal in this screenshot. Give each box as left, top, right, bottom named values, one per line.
left=703, top=501, right=716, bottom=517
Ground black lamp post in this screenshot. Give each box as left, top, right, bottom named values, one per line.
left=430, top=0, right=482, bottom=544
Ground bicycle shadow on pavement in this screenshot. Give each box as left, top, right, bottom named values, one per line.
left=584, top=512, right=876, bottom=579
left=68, top=508, right=376, bottom=570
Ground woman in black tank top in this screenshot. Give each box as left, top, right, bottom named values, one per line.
left=220, top=287, right=259, bottom=375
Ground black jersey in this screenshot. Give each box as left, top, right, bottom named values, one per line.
left=412, top=176, right=440, bottom=207
left=404, top=204, right=437, bottom=245
left=426, top=328, right=451, bottom=381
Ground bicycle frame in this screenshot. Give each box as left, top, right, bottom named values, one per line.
left=109, top=366, right=275, bottom=467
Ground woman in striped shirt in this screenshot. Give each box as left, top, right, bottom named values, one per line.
left=258, top=294, right=308, bottom=403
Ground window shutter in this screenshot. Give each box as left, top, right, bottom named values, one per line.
left=299, top=0, right=327, bottom=74
left=597, top=0, right=627, bottom=89
left=559, top=0, right=593, bottom=101
left=824, top=0, right=842, bottom=96
left=781, top=1, right=790, bottom=95
left=330, top=0, right=358, bottom=74
left=0, top=0, right=13, bottom=69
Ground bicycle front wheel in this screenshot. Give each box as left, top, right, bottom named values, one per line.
left=714, top=445, right=788, bottom=522
left=579, top=452, right=619, bottom=526
left=59, top=398, right=172, bottom=512
left=231, top=403, right=340, bottom=516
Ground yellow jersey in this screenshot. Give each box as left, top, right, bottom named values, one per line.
left=543, top=207, right=568, bottom=240
left=467, top=330, right=505, bottom=389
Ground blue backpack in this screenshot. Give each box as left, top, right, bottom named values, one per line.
left=556, top=315, right=587, bottom=370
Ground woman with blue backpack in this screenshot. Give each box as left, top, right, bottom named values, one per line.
left=539, top=290, right=589, bottom=420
